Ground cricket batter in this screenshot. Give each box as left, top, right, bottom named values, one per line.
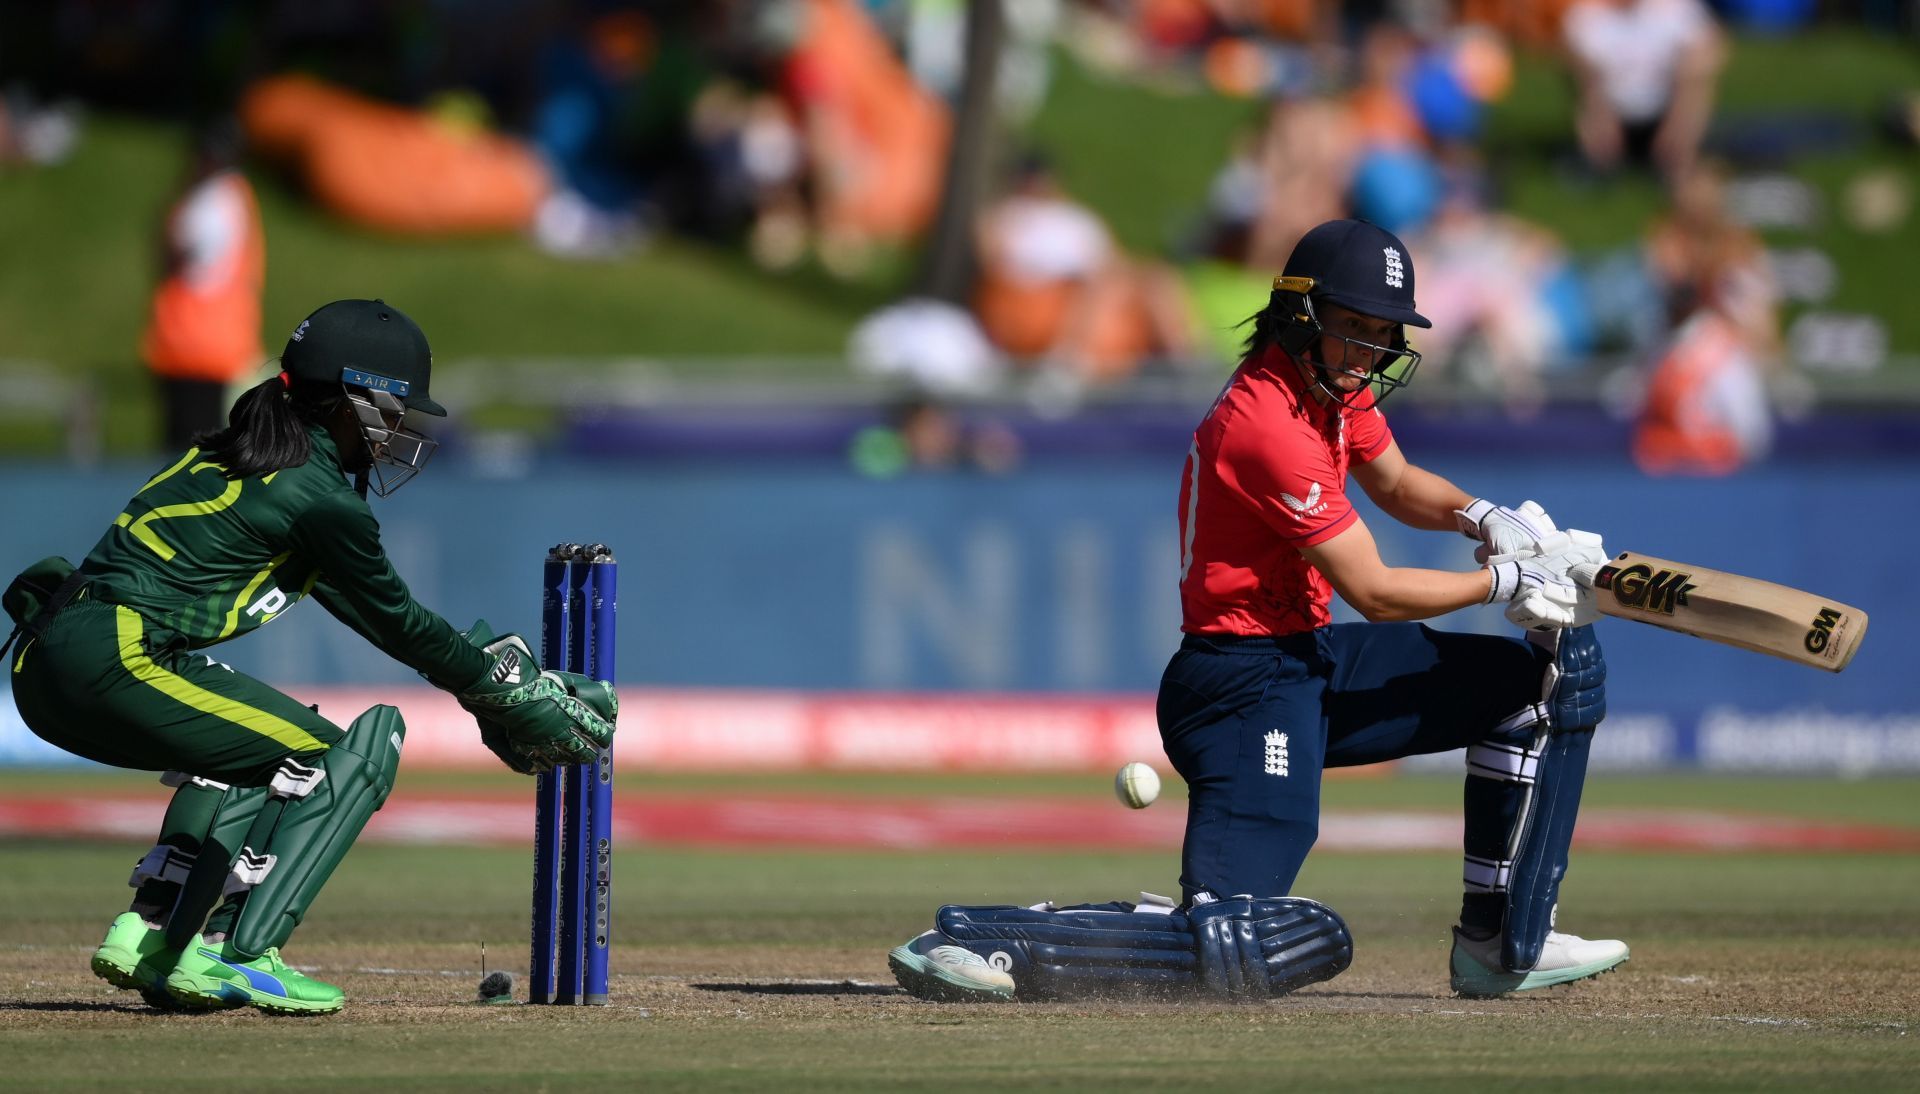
left=889, top=220, right=1628, bottom=1002
left=2, top=300, right=616, bottom=1014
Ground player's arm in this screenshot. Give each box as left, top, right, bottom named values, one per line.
left=1299, top=516, right=1491, bottom=623
left=1350, top=440, right=1472, bottom=532
left=288, top=493, right=489, bottom=689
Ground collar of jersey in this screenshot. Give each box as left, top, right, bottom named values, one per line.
left=1254, top=345, right=1344, bottom=423
left=304, top=422, right=349, bottom=480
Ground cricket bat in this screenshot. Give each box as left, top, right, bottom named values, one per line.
left=1583, top=552, right=1868, bottom=672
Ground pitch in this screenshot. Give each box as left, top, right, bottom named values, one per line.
left=2, top=772, right=1915, bottom=1091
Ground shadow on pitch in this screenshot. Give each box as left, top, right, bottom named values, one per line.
left=693, top=980, right=900, bottom=996
left=1, top=1000, right=173, bottom=1015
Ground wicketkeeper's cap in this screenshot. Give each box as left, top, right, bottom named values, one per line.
left=280, top=299, right=446, bottom=415
left=1283, top=219, right=1431, bottom=329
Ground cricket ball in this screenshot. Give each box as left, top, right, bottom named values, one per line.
left=1113, top=762, right=1161, bottom=809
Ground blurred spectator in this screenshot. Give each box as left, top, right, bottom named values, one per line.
left=1563, top=0, right=1725, bottom=184
left=1646, top=160, right=1780, bottom=353
left=528, top=8, right=662, bottom=257
left=1632, top=305, right=1774, bottom=475
left=1243, top=97, right=1357, bottom=270
left=141, top=120, right=265, bottom=451
left=848, top=395, right=1023, bottom=477
left=1407, top=163, right=1588, bottom=412
left=763, top=0, right=950, bottom=276
left=688, top=79, right=810, bottom=267
left=0, top=89, right=82, bottom=168
left=973, top=153, right=1199, bottom=383
left=849, top=297, right=1006, bottom=398
left=1633, top=160, right=1782, bottom=474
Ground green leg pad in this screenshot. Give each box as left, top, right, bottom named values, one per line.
left=226, top=705, right=407, bottom=959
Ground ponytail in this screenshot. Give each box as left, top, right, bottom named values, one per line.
left=192, top=376, right=328, bottom=479
left=1240, top=297, right=1284, bottom=360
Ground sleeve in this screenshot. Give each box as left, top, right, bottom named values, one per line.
left=1348, top=398, right=1394, bottom=464
left=287, top=491, right=490, bottom=691
left=1212, top=418, right=1357, bottom=548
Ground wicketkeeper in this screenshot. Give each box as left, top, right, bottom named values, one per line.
left=889, top=221, right=1627, bottom=1003
left=2, top=299, right=617, bottom=1014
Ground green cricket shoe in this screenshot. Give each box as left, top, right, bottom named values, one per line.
left=164, top=935, right=344, bottom=1015
left=1449, top=927, right=1629, bottom=998
left=91, top=912, right=188, bottom=1006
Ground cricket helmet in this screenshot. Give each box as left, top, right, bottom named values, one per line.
left=1267, top=219, right=1428, bottom=407
left=280, top=299, right=441, bottom=495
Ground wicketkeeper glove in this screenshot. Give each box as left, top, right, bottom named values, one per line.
left=454, top=621, right=617, bottom=774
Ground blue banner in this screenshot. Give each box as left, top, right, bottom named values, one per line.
left=2, top=454, right=1908, bottom=765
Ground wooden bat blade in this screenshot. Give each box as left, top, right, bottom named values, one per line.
left=1589, top=552, right=1869, bottom=672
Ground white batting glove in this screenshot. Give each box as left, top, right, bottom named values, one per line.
left=1486, top=552, right=1583, bottom=631
left=1458, top=499, right=1566, bottom=564
left=1565, top=554, right=1609, bottom=627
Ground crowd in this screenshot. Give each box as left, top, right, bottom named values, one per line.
left=3, top=0, right=1909, bottom=476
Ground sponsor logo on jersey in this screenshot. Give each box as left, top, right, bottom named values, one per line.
left=1280, top=482, right=1324, bottom=516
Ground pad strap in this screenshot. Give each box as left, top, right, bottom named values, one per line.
left=128, top=844, right=195, bottom=889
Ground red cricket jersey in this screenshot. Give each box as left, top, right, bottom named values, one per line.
left=1177, top=346, right=1393, bottom=636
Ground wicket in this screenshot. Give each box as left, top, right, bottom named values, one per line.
left=530, top=542, right=615, bottom=1005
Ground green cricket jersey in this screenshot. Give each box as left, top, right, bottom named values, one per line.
left=78, top=425, right=487, bottom=690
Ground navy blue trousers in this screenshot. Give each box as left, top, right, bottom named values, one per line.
left=1158, top=622, right=1541, bottom=903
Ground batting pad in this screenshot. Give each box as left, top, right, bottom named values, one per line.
left=1503, top=625, right=1606, bottom=972
left=933, top=897, right=1352, bottom=1000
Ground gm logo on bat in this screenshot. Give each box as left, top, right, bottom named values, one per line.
left=1805, top=607, right=1843, bottom=654
left=1594, top=563, right=1697, bottom=615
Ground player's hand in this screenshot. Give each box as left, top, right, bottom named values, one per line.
left=477, top=716, right=545, bottom=775
left=1458, top=499, right=1556, bottom=557
left=1487, top=552, right=1583, bottom=631
left=456, top=633, right=618, bottom=772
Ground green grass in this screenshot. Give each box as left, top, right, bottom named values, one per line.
left=6, top=767, right=1918, bottom=823
left=2, top=773, right=1917, bottom=1089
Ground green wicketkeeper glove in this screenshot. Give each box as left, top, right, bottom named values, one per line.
left=454, top=622, right=617, bottom=774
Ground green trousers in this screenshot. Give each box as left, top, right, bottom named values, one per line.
left=11, top=593, right=342, bottom=786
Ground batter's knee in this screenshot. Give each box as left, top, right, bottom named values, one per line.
left=1544, top=625, right=1606, bottom=733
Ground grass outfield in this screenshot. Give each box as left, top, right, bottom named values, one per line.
left=2, top=774, right=1917, bottom=1090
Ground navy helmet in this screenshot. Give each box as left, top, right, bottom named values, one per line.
left=1265, top=219, right=1428, bottom=406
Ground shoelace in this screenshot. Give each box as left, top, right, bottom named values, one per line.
left=254, top=948, right=294, bottom=974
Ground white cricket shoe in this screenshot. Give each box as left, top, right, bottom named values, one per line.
left=1449, top=927, right=1629, bottom=998
left=888, top=931, right=1015, bottom=1002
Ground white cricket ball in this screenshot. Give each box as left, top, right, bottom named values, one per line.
left=1114, top=762, right=1161, bottom=809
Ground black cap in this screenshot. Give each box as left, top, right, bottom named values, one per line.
left=1283, top=220, right=1431, bottom=329
left=280, top=299, right=446, bottom=415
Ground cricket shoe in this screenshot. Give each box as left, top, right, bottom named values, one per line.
left=1449, top=927, right=1629, bottom=998
left=164, top=934, right=344, bottom=1015
left=91, top=912, right=191, bottom=1009
left=888, top=931, right=1016, bottom=1002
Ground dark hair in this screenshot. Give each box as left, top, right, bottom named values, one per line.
left=1240, top=296, right=1285, bottom=360
left=192, top=376, right=337, bottom=479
